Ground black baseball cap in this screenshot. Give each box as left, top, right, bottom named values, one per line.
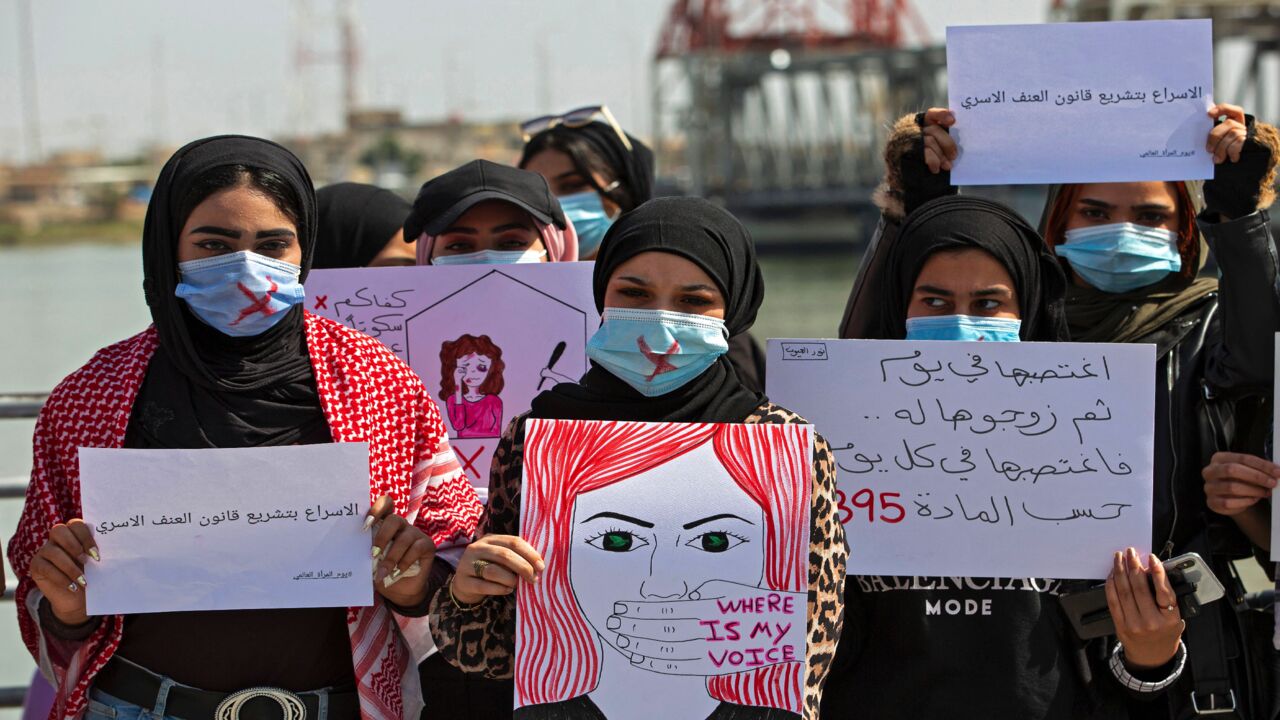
left=404, top=159, right=567, bottom=239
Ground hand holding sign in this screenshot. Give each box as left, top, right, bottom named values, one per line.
left=921, top=108, right=958, bottom=174
left=367, top=495, right=437, bottom=607
left=608, top=581, right=805, bottom=676
left=28, top=519, right=100, bottom=626
left=1207, top=104, right=1248, bottom=165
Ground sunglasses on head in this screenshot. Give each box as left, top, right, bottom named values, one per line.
left=520, top=104, right=633, bottom=152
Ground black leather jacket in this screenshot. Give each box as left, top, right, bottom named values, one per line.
left=1156, top=211, right=1278, bottom=556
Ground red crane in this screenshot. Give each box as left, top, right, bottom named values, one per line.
left=655, top=0, right=932, bottom=59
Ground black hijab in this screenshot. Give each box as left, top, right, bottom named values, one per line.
left=521, top=121, right=655, bottom=209
left=529, top=197, right=766, bottom=423
left=130, top=135, right=328, bottom=449
left=313, top=182, right=412, bottom=269
left=873, top=195, right=1069, bottom=342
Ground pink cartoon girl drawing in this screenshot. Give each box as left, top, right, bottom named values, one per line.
left=439, top=334, right=505, bottom=438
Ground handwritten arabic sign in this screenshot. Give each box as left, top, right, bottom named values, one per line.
left=306, top=263, right=598, bottom=498
left=768, top=340, right=1155, bottom=579
left=514, top=419, right=811, bottom=716
left=80, top=443, right=373, bottom=614
left=947, top=19, right=1214, bottom=185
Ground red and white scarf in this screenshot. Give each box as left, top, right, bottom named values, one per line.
left=8, top=312, right=482, bottom=720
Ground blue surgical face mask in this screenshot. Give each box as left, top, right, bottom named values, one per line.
left=175, top=251, right=305, bottom=337
left=586, top=308, right=730, bottom=397
left=431, top=248, right=547, bottom=265
left=1055, top=223, right=1182, bottom=294
left=905, top=314, right=1022, bottom=342
left=558, top=191, right=616, bottom=257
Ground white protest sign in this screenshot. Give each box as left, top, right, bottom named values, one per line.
left=514, top=419, right=811, bottom=717
left=80, top=443, right=372, bottom=615
left=947, top=19, right=1214, bottom=185
left=769, top=339, right=1155, bottom=579
left=306, top=263, right=598, bottom=494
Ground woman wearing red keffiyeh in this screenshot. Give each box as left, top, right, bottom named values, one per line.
left=7, top=135, right=482, bottom=720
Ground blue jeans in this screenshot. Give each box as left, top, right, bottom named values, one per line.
left=85, top=687, right=181, bottom=720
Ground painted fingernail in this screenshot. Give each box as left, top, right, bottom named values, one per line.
left=617, top=635, right=630, bottom=648
left=614, top=602, right=627, bottom=615
left=372, top=545, right=382, bottom=559
left=606, top=617, right=621, bottom=630
left=88, top=548, right=101, bottom=562
left=383, top=572, right=401, bottom=588
left=362, top=516, right=375, bottom=532
left=390, top=567, right=403, bottom=581
left=68, top=582, right=79, bottom=593
left=76, top=575, right=87, bottom=587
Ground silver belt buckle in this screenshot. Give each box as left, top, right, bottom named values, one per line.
left=215, top=686, right=308, bottom=720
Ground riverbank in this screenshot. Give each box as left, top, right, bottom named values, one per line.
left=0, top=220, right=143, bottom=247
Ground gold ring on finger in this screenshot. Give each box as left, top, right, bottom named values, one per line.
left=472, top=559, right=491, bottom=579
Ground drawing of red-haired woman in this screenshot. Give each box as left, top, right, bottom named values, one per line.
left=439, top=334, right=506, bottom=438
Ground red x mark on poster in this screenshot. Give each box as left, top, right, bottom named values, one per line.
left=458, top=445, right=487, bottom=479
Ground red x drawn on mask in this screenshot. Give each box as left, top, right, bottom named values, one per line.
left=637, top=336, right=680, bottom=381
left=230, top=276, right=280, bottom=327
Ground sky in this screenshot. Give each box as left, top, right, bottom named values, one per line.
left=0, top=0, right=1048, bottom=163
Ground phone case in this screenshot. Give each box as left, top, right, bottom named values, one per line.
left=1059, top=552, right=1226, bottom=640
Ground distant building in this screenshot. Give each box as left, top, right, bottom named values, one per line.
left=281, top=109, right=527, bottom=194
left=0, top=150, right=154, bottom=232
left=0, top=109, right=532, bottom=235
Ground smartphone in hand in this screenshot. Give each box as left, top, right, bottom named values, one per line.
left=1059, top=552, right=1226, bottom=640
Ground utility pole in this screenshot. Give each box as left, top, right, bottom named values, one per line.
left=151, top=38, right=167, bottom=149
left=339, top=0, right=360, bottom=127
left=17, top=0, right=42, bottom=162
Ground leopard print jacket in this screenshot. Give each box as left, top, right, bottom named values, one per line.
left=428, top=402, right=846, bottom=719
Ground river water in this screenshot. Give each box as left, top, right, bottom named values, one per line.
left=0, top=242, right=862, bottom=702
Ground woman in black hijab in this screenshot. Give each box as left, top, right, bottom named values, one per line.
left=12, top=135, right=481, bottom=720
left=869, top=194, right=1069, bottom=342
left=823, top=195, right=1187, bottom=720
left=519, top=117, right=654, bottom=260
left=521, top=114, right=770, bottom=392
left=314, top=182, right=415, bottom=268
left=425, top=197, right=846, bottom=719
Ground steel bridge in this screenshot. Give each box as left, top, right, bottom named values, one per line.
left=650, top=0, right=1280, bottom=246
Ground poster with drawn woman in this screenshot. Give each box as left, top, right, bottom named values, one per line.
left=515, top=418, right=812, bottom=719
left=305, top=264, right=597, bottom=495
